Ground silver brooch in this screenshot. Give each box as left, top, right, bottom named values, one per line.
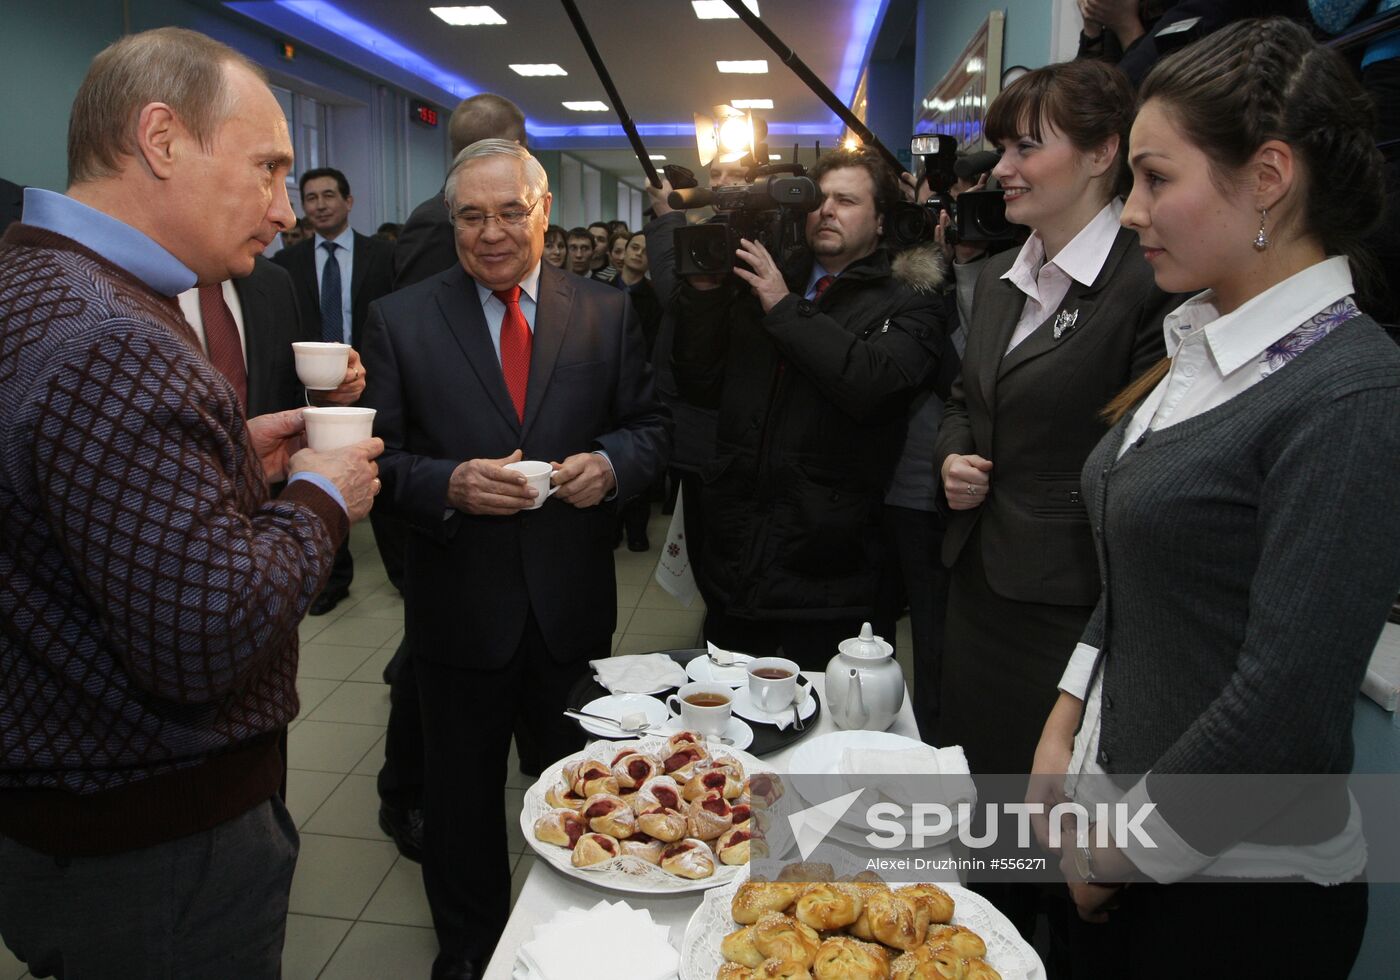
left=1053, top=309, right=1079, bottom=340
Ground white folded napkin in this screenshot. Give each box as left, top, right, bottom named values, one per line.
left=589, top=653, right=687, bottom=694
left=765, top=681, right=811, bottom=731
left=517, top=900, right=679, bottom=980
left=839, top=744, right=976, bottom=808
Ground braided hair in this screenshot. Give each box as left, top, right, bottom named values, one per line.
left=1104, top=17, right=1387, bottom=425
left=1137, top=17, right=1385, bottom=303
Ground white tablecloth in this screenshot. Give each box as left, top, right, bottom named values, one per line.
left=484, top=671, right=929, bottom=979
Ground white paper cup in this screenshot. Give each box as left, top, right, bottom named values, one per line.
left=292, top=341, right=351, bottom=390
left=666, top=682, right=733, bottom=738
left=747, top=656, right=800, bottom=713
left=504, top=460, right=558, bottom=510
left=303, top=406, right=375, bottom=451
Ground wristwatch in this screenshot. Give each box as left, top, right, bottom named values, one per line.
left=1073, top=842, right=1097, bottom=883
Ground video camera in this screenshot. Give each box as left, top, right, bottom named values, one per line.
left=886, top=132, right=1022, bottom=250
left=669, top=163, right=821, bottom=276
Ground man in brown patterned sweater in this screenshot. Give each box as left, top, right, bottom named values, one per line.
left=0, top=28, right=382, bottom=978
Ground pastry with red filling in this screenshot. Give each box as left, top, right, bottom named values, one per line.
left=532, top=808, right=587, bottom=848
left=685, top=789, right=735, bottom=840
left=582, top=792, right=638, bottom=838
left=570, top=832, right=620, bottom=868
left=658, top=838, right=716, bottom=879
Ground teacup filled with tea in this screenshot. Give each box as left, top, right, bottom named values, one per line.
left=746, top=656, right=800, bottom=713
left=665, top=682, right=733, bottom=737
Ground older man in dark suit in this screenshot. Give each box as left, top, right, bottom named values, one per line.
left=376, top=93, right=528, bottom=867
left=274, top=167, right=395, bottom=613
left=361, top=139, right=669, bottom=980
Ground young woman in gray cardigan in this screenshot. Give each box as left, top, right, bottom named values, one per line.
left=1028, top=19, right=1400, bottom=975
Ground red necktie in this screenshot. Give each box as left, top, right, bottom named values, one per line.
left=198, top=283, right=248, bottom=411
left=814, top=274, right=835, bottom=298
left=494, top=285, right=532, bottom=422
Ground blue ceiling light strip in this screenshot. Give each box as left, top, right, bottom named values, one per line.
left=226, top=0, right=876, bottom=146
left=837, top=0, right=892, bottom=108
left=264, top=0, right=481, bottom=100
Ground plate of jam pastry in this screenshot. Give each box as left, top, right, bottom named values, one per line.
left=523, top=732, right=781, bottom=894
left=678, top=856, right=1044, bottom=980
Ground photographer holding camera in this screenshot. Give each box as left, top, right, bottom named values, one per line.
left=672, top=146, right=947, bottom=669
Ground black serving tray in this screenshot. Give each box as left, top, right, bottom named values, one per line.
left=566, top=648, right=821, bottom=757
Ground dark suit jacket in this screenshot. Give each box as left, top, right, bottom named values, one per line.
left=272, top=230, right=394, bottom=348
left=933, top=226, right=1177, bottom=606
left=392, top=193, right=457, bottom=290
left=0, top=177, right=23, bottom=232
left=360, top=261, right=671, bottom=668
left=235, top=256, right=317, bottom=417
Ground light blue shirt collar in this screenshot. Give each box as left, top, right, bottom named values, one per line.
left=804, top=261, right=838, bottom=300
left=21, top=187, right=196, bottom=297
left=474, top=260, right=543, bottom=308
left=314, top=226, right=355, bottom=253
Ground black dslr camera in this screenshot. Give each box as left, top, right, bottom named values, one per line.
left=886, top=133, right=1021, bottom=250
left=669, top=163, right=821, bottom=277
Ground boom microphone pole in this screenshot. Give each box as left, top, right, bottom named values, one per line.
left=558, top=0, right=663, bottom=188
left=720, top=0, right=904, bottom=176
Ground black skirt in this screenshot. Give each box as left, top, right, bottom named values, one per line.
left=936, top=523, right=1094, bottom=775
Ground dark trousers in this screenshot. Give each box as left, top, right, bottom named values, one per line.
left=416, top=613, right=594, bottom=968
left=0, top=797, right=298, bottom=979
left=620, top=496, right=650, bottom=547
left=705, top=612, right=862, bottom=674
left=369, top=510, right=406, bottom=594
left=1066, top=878, right=1367, bottom=979
left=377, top=639, right=423, bottom=809
left=873, top=505, right=950, bottom=741
left=678, top=469, right=724, bottom=619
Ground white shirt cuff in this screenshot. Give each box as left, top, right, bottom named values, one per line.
left=593, top=449, right=619, bottom=501
left=1058, top=643, right=1099, bottom=699
left=1118, top=775, right=1213, bottom=884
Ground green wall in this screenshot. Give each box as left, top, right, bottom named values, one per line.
left=0, top=3, right=125, bottom=189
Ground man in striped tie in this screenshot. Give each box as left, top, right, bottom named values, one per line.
left=361, top=139, right=669, bottom=980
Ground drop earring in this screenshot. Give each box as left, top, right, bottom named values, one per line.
left=1252, top=208, right=1270, bottom=251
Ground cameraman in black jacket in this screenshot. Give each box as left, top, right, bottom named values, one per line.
left=673, top=146, right=947, bottom=669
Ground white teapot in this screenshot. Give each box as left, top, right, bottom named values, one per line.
left=824, top=622, right=904, bottom=731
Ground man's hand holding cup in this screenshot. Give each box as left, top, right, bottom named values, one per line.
left=290, top=435, right=385, bottom=523
left=448, top=449, right=540, bottom=516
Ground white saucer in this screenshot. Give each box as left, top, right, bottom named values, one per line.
left=657, top=716, right=754, bottom=752
left=730, top=684, right=817, bottom=726
left=685, top=655, right=751, bottom=687
left=576, top=694, right=669, bottom=739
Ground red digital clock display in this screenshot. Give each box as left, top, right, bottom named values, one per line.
left=411, top=102, right=439, bottom=128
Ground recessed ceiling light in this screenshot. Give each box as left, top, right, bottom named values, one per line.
left=562, top=101, right=609, bottom=111
left=717, top=60, right=768, bottom=74
left=429, top=6, right=506, bottom=26
left=692, top=0, right=760, bottom=18
left=510, top=64, right=567, bottom=76
left=730, top=99, right=773, bottom=109
left=648, top=155, right=667, bottom=161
